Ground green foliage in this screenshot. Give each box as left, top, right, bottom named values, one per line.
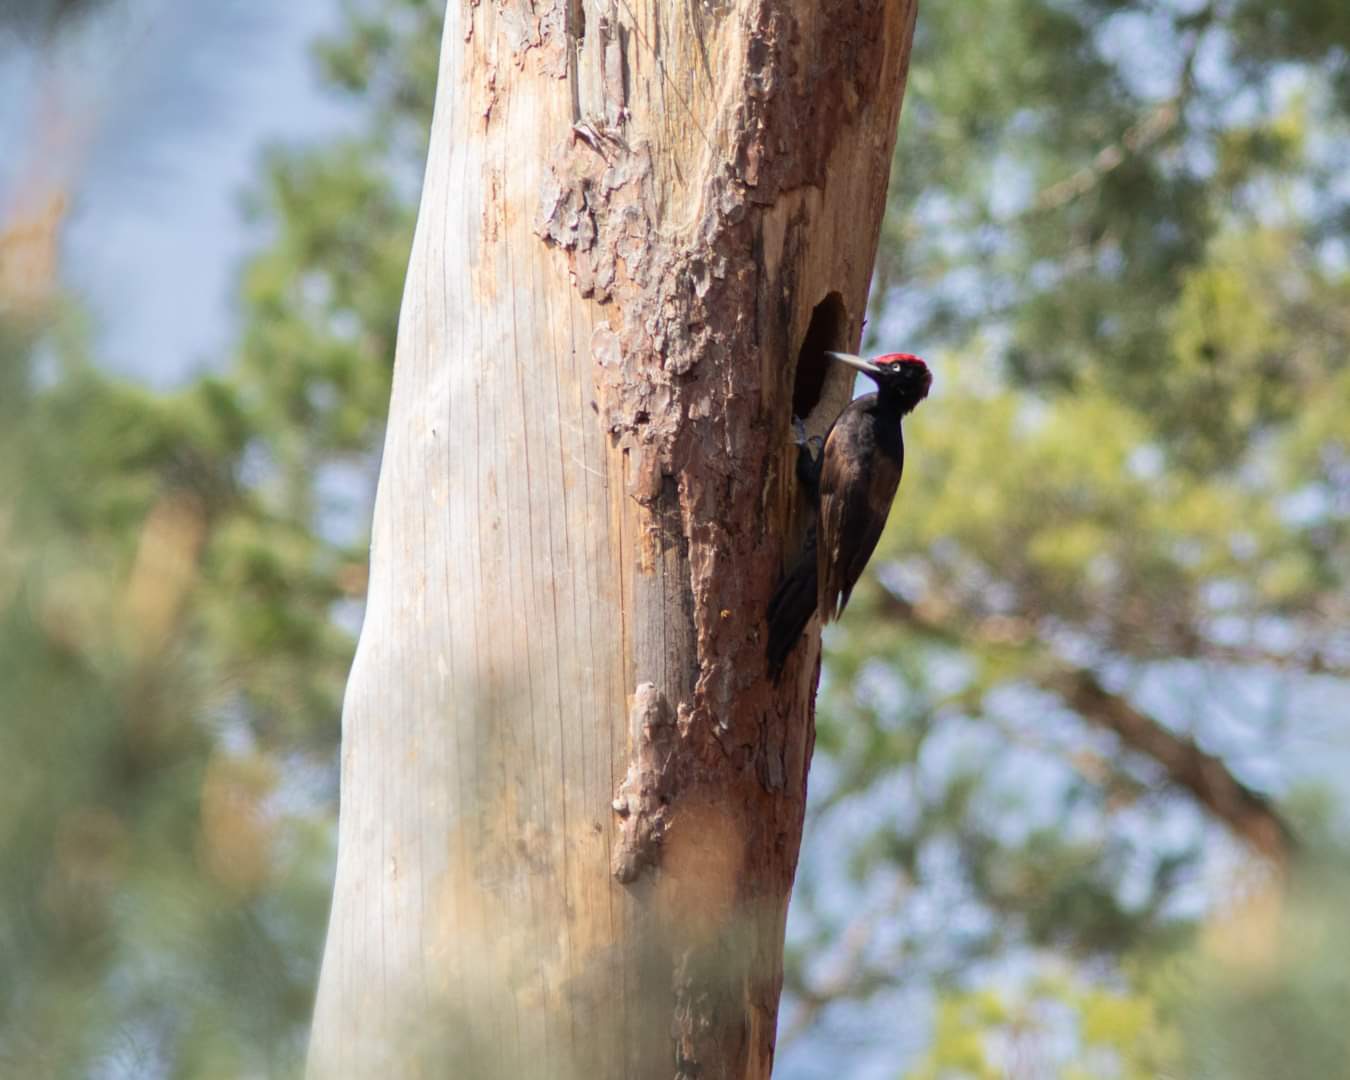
left=1178, top=855, right=1350, bottom=1079
left=0, top=317, right=332, bottom=1076
left=907, top=973, right=1180, bottom=1080
left=788, top=0, right=1348, bottom=1071
left=0, top=4, right=445, bottom=1071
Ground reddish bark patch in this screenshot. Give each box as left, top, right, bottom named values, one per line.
left=735, top=0, right=892, bottom=202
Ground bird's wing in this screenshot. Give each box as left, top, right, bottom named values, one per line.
left=816, top=422, right=903, bottom=623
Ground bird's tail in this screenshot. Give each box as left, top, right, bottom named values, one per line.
left=766, top=530, right=818, bottom=681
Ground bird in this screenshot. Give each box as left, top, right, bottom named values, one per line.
left=766, top=350, right=931, bottom=680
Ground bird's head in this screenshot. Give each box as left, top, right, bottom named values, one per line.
left=826, top=351, right=932, bottom=413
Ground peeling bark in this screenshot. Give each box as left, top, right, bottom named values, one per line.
left=611, top=682, right=676, bottom=883
left=308, top=1, right=918, bottom=1077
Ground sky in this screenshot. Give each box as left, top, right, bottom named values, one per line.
left=0, top=0, right=360, bottom=386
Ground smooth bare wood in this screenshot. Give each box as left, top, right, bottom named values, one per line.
left=308, top=1, right=917, bottom=1076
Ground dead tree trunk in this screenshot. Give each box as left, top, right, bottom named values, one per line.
left=308, top=1, right=917, bottom=1076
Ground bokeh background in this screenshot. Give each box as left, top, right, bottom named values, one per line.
left=2, top=1, right=1346, bottom=1076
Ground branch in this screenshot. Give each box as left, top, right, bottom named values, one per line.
left=1043, top=666, right=1295, bottom=864
left=778, top=878, right=909, bottom=1048
left=873, top=592, right=1296, bottom=866
left=1026, top=4, right=1213, bottom=215
left=1031, top=100, right=1181, bottom=213
left=1178, top=639, right=1350, bottom=681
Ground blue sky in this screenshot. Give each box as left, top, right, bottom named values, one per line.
left=1, top=0, right=358, bottom=385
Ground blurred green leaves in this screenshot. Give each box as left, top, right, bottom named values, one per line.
left=0, top=3, right=444, bottom=1072
left=788, top=0, right=1347, bottom=1071
left=1182, top=855, right=1350, bottom=1079
left=0, top=313, right=339, bottom=1076
left=907, top=970, right=1182, bottom=1080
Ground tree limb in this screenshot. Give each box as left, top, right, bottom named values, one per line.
left=873, top=591, right=1296, bottom=865
left=1042, top=666, right=1295, bottom=865
left=1027, top=3, right=1213, bottom=215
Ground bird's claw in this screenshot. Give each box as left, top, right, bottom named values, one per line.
left=791, top=416, right=808, bottom=446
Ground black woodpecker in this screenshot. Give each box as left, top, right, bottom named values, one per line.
left=766, top=351, right=932, bottom=680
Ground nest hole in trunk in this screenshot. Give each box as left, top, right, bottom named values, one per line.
left=792, top=292, right=848, bottom=420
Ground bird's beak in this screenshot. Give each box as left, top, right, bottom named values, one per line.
left=825, top=351, right=880, bottom=376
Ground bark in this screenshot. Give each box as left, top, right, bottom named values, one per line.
left=307, top=2, right=918, bottom=1077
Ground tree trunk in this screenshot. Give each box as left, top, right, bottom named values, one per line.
left=307, top=1, right=917, bottom=1076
